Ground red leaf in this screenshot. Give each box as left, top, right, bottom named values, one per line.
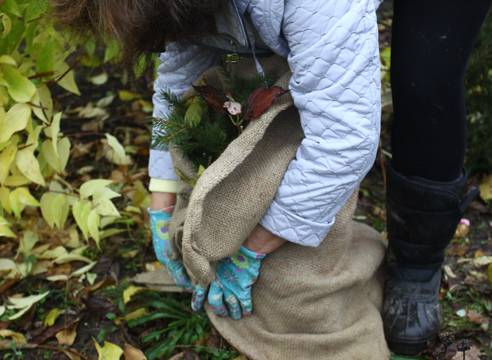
left=193, top=85, right=227, bottom=113
left=246, top=86, right=288, bottom=120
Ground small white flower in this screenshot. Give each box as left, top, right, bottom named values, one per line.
left=224, top=101, right=242, bottom=116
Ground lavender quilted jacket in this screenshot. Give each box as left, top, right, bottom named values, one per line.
left=150, top=0, right=382, bottom=247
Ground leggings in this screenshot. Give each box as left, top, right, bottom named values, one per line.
left=391, top=0, right=492, bottom=182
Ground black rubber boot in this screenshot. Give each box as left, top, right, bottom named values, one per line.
left=383, top=164, right=478, bottom=355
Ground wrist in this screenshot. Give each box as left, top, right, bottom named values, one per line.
left=150, top=191, right=176, bottom=210
left=243, top=225, right=286, bottom=254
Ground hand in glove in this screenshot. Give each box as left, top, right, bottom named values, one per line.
left=148, top=207, right=193, bottom=291
left=207, top=246, right=266, bottom=320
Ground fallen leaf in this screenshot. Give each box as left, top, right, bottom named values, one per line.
left=443, top=265, right=457, bottom=279
left=94, top=339, right=124, bottom=360
left=31, top=317, right=79, bottom=345
left=0, top=329, right=27, bottom=344
left=56, top=324, right=78, bottom=346
left=246, top=86, right=287, bottom=119
left=119, top=308, right=149, bottom=323
left=467, top=310, right=489, bottom=327
left=479, top=175, right=492, bottom=201
left=451, top=345, right=484, bottom=360
left=44, top=308, right=62, bottom=327
left=473, top=256, right=492, bottom=267
left=123, top=343, right=147, bottom=360
left=123, top=286, right=143, bottom=304
left=105, top=133, right=132, bottom=166
left=7, top=291, right=49, bottom=320
left=89, top=73, right=108, bottom=85
left=118, top=90, right=141, bottom=102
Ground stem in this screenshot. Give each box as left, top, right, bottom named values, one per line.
left=228, top=114, right=244, bottom=134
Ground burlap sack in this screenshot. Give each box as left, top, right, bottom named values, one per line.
left=208, top=192, right=389, bottom=360
left=168, top=56, right=389, bottom=359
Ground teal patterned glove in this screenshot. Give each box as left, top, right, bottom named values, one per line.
left=148, top=208, right=193, bottom=291
left=207, top=246, right=266, bottom=320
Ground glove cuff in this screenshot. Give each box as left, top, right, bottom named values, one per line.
left=240, top=245, right=266, bottom=260
left=147, top=207, right=174, bottom=221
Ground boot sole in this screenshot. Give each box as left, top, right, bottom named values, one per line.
left=387, top=337, right=431, bottom=356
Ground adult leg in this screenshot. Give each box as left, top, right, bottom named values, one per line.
left=384, top=0, right=491, bottom=355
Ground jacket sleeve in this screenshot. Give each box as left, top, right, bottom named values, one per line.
left=259, top=0, right=381, bottom=246
left=149, top=42, right=219, bottom=191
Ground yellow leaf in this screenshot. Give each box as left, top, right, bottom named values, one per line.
left=44, top=308, right=62, bottom=327
left=80, top=179, right=113, bottom=199
left=488, top=263, right=492, bottom=285
left=31, top=85, right=53, bottom=123
left=72, top=199, right=92, bottom=239
left=16, top=187, right=40, bottom=206
left=26, top=123, right=44, bottom=149
left=0, top=329, right=27, bottom=345
left=0, top=186, right=12, bottom=214
left=89, top=72, right=108, bottom=85
left=118, top=90, right=140, bottom=102
left=88, top=209, right=101, bottom=246
left=479, top=175, right=492, bottom=201
left=41, top=137, right=71, bottom=173
left=92, top=187, right=120, bottom=202
left=0, top=103, right=31, bottom=143
left=17, top=231, right=38, bottom=257
left=105, top=134, right=132, bottom=166
left=0, top=258, right=17, bottom=272
left=16, top=145, right=46, bottom=186
left=46, top=275, right=69, bottom=282
left=123, top=286, right=144, bottom=304
left=41, top=192, right=69, bottom=229
left=9, top=187, right=39, bottom=218
left=54, top=253, right=93, bottom=265
left=0, top=137, right=18, bottom=184
left=39, top=246, right=68, bottom=260
left=7, top=291, right=49, bottom=320
left=94, top=198, right=120, bottom=217
left=0, top=224, right=16, bottom=238
left=120, top=308, right=149, bottom=323
left=1, top=64, right=36, bottom=103
left=4, top=162, right=30, bottom=187
left=0, top=55, right=17, bottom=66
left=123, top=343, right=147, bottom=360
left=0, top=216, right=15, bottom=238
left=70, top=261, right=96, bottom=277
left=94, top=340, right=124, bottom=360
left=56, top=63, right=80, bottom=95
left=56, top=325, right=78, bottom=346
left=44, top=112, right=62, bottom=156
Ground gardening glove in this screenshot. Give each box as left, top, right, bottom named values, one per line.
left=148, top=208, right=193, bottom=291
left=207, top=246, right=266, bottom=320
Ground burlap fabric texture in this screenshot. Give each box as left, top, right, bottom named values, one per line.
left=168, top=56, right=389, bottom=359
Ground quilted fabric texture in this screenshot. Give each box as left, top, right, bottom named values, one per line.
left=150, top=0, right=382, bottom=247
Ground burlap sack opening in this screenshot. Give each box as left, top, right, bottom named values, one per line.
left=167, top=56, right=389, bottom=359
left=169, top=56, right=302, bottom=285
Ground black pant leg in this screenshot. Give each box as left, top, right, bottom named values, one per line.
left=391, top=0, right=492, bottom=181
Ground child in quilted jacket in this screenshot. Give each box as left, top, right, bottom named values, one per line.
left=51, top=0, right=381, bottom=322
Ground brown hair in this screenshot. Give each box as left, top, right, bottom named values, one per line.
left=51, top=0, right=224, bottom=64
